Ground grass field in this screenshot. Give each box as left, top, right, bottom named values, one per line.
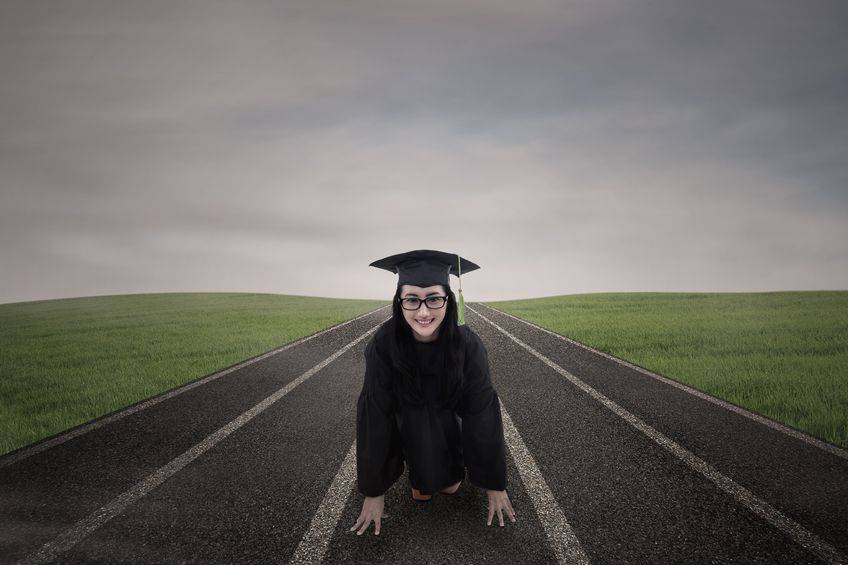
left=486, top=291, right=848, bottom=449
left=0, top=293, right=387, bottom=455
left=2, top=291, right=845, bottom=457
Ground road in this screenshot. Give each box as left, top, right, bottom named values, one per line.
left=1, top=303, right=846, bottom=564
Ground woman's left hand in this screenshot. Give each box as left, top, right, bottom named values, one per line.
left=486, top=489, right=516, bottom=527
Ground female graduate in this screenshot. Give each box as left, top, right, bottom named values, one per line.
left=350, top=249, right=516, bottom=536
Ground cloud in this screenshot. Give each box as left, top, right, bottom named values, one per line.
left=1, top=0, right=847, bottom=303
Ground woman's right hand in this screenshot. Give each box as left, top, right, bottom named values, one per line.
left=350, top=495, right=386, bottom=536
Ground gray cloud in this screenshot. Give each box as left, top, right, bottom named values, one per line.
left=1, top=0, right=846, bottom=303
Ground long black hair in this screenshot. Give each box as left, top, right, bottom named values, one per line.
left=386, top=283, right=466, bottom=409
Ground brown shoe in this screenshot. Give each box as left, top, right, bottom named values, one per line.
left=411, top=488, right=432, bottom=501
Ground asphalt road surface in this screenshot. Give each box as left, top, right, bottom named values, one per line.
left=1, top=303, right=846, bottom=564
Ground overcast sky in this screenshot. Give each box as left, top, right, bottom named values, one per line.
left=1, top=0, right=846, bottom=304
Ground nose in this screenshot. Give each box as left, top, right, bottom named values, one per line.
left=418, top=302, right=431, bottom=315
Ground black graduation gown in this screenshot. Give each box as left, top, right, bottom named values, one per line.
left=356, top=322, right=507, bottom=497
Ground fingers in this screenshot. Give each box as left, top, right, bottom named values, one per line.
left=486, top=496, right=517, bottom=527
left=352, top=495, right=388, bottom=537
left=506, top=500, right=516, bottom=522
left=501, top=492, right=516, bottom=523
left=352, top=513, right=386, bottom=536
left=357, top=517, right=371, bottom=536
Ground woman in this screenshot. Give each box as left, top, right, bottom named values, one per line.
left=350, top=249, right=516, bottom=536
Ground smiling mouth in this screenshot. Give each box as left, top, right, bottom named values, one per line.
left=416, top=318, right=434, bottom=327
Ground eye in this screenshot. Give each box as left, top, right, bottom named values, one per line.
left=425, top=296, right=445, bottom=307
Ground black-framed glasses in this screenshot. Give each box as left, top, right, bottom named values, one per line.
left=398, top=296, right=449, bottom=310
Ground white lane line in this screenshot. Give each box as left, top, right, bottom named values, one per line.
left=288, top=441, right=358, bottom=565
left=290, top=405, right=587, bottom=564
left=1, top=305, right=390, bottom=469
left=21, top=322, right=385, bottom=565
left=476, top=303, right=848, bottom=461
left=469, top=306, right=847, bottom=565
left=500, top=402, right=589, bottom=565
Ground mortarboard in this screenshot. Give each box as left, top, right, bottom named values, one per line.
left=369, top=249, right=480, bottom=325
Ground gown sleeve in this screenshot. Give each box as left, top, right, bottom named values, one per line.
left=458, top=328, right=508, bottom=491
left=356, top=331, right=404, bottom=497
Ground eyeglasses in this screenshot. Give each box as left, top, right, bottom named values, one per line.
left=399, top=296, right=448, bottom=310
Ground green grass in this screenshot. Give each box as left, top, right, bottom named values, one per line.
left=0, top=293, right=387, bottom=455
left=486, top=291, right=848, bottom=449
left=4, top=291, right=846, bottom=456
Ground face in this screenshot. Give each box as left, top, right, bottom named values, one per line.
left=399, top=284, right=449, bottom=343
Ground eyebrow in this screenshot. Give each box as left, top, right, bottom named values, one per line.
left=403, top=291, right=442, bottom=297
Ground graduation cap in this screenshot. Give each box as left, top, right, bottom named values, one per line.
left=369, top=249, right=480, bottom=325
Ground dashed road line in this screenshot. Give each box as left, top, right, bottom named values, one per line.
left=21, top=322, right=385, bottom=565
left=469, top=305, right=846, bottom=565
left=1, top=305, right=390, bottom=469
left=476, top=303, right=848, bottom=461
